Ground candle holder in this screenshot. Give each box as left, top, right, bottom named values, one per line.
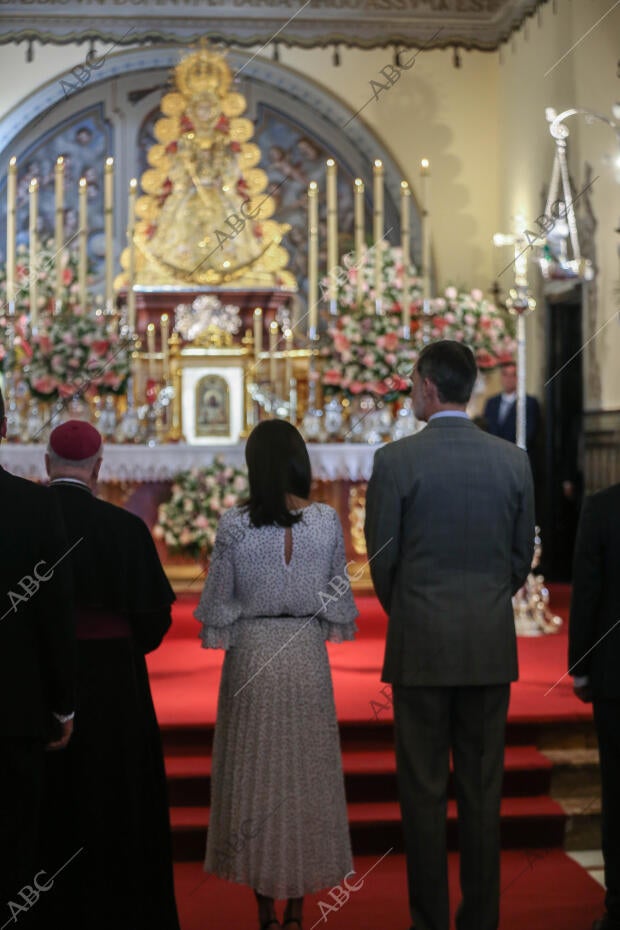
left=166, top=332, right=185, bottom=443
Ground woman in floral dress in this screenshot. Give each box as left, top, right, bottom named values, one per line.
left=195, top=419, right=358, bottom=930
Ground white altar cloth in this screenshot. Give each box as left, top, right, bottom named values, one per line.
left=0, top=442, right=381, bottom=484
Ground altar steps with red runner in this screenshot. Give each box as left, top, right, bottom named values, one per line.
left=174, top=850, right=605, bottom=930
left=149, top=586, right=589, bottom=864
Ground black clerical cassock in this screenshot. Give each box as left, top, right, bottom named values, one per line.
left=41, top=424, right=180, bottom=930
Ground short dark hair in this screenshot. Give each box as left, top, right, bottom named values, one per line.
left=242, top=419, right=312, bottom=527
left=416, top=340, right=478, bottom=404
left=0, top=387, right=5, bottom=422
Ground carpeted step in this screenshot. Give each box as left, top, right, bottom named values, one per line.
left=169, top=796, right=567, bottom=862
left=165, top=745, right=552, bottom=807
left=173, top=848, right=604, bottom=930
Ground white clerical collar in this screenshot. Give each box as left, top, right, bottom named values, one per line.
left=501, top=392, right=516, bottom=403
left=50, top=477, right=93, bottom=494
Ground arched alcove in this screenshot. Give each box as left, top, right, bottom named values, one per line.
left=0, top=47, right=424, bottom=300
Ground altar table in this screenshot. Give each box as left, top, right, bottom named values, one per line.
left=0, top=443, right=380, bottom=591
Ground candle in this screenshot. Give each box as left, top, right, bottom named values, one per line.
left=127, top=178, right=137, bottom=333
left=326, top=159, right=338, bottom=310
left=6, top=156, right=17, bottom=314
left=307, top=181, right=319, bottom=338
left=160, top=313, right=170, bottom=381
left=28, top=178, right=38, bottom=327
left=354, top=177, right=364, bottom=308
left=253, top=307, right=263, bottom=375
left=400, top=180, right=411, bottom=334
left=104, top=156, right=114, bottom=310
left=420, top=158, right=431, bottom=301
left=78, top=176, right=88, bottom=309
left=54, top=157, right=64, bottom=309
left=284, top=327, right=293, bottom=391
left=373, top=159, right=384, bottom=313
left=146, top=322, right=156, bottom=380
left=269, top=320, right=279, bottom=385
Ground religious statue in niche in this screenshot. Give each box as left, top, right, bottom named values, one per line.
left=118, top=43, right=295, bottom=290
left=195, top=374, right=230, bottom=437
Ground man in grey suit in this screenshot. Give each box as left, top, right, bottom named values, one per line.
left=364, top=340, right=535, bottom=930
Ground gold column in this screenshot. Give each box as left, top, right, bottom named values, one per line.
left=167, top=333, right=184, bottom=442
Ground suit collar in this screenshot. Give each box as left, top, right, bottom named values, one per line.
left=426, top=416, right=476, bottom=429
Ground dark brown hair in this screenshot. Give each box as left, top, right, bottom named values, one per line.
left=242, top=419, right=312, bottom=527
left=416, top=340, right=478, bottom=404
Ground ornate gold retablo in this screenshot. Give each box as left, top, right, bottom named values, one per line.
left=116, top=44, right=295, bottom=291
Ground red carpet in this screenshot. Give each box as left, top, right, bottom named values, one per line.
left=150, top=585, right=604, bottom=928
left=148, top=585, right=591, bottom=728
left=173, top=850, right=603, bottom=930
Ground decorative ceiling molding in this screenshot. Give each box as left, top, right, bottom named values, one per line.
left=0, top=0, right=549, bottom=52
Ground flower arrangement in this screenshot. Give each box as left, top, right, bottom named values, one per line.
left=325, top=243, right=423, bottom=313
left=426, top=286, right=516, bottom=369
left=153, top=457, right=249, bottom=560
left=322, top=312, right=417, bottom=399
left=0, top=238, right=91, bottom=314
left=321, top=244, right=516, bottom=399
left=20, top=309, right=130, bottom=400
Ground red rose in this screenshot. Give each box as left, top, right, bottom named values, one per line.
left=92, top=339, right=110, bottom=356
left=215, top=115, right=230, bottom=132
left=165, top=141, right=178, bottom=154
left=230, top=140, right=241, bottom=153
left=180, top=115, right=194, bottom=133
left=62, top=267, right=74, bottom=285
left=476, top=350, right=496, bottom=369
left=33, top=375, right=58, bottom=395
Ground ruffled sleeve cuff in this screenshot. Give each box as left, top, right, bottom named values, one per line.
left=194, top=510, right=243, bottom=650
left=319, top=617, right=359, bottom=643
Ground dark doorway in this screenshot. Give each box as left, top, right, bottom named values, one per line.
left=543, top=285, right=584, bottom=581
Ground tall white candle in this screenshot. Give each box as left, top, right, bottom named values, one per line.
left=400, top=180, right=411, bottom=335
left=78, top=176, right=88, bottom=309
left=269, top=320, right=278, bottom=385
left=253, top=307, right=263, bottom=369
left=28, top=178, right=39, bottom=327
left=104, top=156, right=114, bottom=310
left=54, top=157, right=64, bottom=309
left=160, top=313, right=170, bottom=381
left=420, top=158, right=431, bottom=301
left=307, top=181, right=319, bottom=338
left=373, top=159, right=384, bottom=314
left=326, top=159, right=338, bottom=310
left=146, top=322, right=156, bottom=380
left=284, top=327, right=293, bottom=390
left=127, top=178, right=137, bottom=333
left=6, top=156, right=17, bottom=314
left=354, top=178, right=364, bottom=308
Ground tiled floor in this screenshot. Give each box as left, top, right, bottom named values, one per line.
left=569, top=850, right=606, bottom=889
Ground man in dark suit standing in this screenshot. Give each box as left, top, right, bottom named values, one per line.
left=0, top=388, right=76, bottom=919
left=365, top=341, right=535, bottom=930
left=483, top=360, right=541, bottom=455
left=569, top=483, right=620, bottom=930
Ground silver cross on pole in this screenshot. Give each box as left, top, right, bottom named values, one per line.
left=493, top=220, right=536, bottom=452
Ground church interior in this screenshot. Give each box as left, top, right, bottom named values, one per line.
left=0, top=1, right=619, bottom=927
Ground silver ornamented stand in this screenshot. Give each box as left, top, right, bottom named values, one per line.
left=494, top=222, right=561, bottom=636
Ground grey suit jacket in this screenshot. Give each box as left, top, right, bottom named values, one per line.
left=364, top=417, right=535, bottom=686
